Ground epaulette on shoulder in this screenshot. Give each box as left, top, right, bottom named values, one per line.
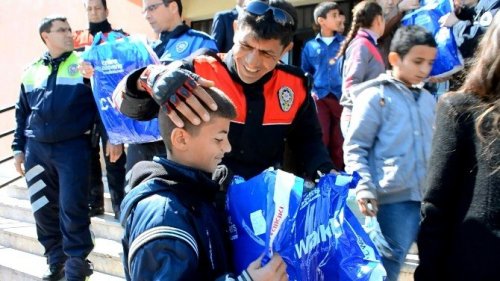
left=187, top=28, right=213, bottom=40
left=24, top=57, right=44, bottom=70
left=276, top=63, right=307, bottom=79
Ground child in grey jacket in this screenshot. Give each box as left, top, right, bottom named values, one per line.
left=343, top=25, right=437, bottom=281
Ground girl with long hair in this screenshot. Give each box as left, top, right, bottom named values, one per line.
left=415, top=13, right=500, bottom=281
left=336, top=0, right=386, bottom=134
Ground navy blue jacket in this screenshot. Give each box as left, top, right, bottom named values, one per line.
left=211, top=8, right=239, bottom=53
left=301, top=33, right=344, bottom=100
left=152, top=24, right=218, bottom=62
left=120, top=157, right=249, bottom=281
left=12, top=51, right=96, bottom=152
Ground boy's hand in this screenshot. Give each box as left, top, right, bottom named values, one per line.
left=138, top=63, right=217, bottom=128
left=246, top=254, right=288, bottom=281
left=358, top=198, right=378, bottom=217
left=13, top=152, right=25, bottom=176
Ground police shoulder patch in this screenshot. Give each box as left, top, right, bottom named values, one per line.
left=175, top=41, right=189, bottom=53
left=278, top=86, right=294, bottom=112
left=68, top=64, right=79, bottom=76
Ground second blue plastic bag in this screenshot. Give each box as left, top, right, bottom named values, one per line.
left=227, top=169, right=386, bottom=281
left=401, top=0, right=463, bottom=77
left=82, top=32, right=161, bottom=144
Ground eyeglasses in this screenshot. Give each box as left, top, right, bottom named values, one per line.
left=49, top=27, right=72, bottom=34
left=142, top=1, right=171, bottom=13
left=244, top=1, right=295, bottom=26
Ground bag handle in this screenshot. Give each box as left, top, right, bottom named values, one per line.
left=91, top=31, right=128, bottom=47
left=91, top=32, right=103, bottom=46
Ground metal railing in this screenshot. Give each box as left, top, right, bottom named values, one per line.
left=0, top=105, right=21, bottom=188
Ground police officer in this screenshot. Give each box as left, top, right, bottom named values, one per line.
left=13, top=16, right=95, bottom=281
left=125, top=0, right=218, bottom=173
left=114, top=0, right=335, bottom=181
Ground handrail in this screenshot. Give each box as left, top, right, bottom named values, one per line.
left=0, top=105, right=15, bottom=114
left=0, top=104, right=21, bottom=188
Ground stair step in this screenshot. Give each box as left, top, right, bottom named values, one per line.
left=0, top=216, right=125, bottom=278
left=0, top=182, right=115, bottom=214
left=0, top=247, right=124, bottom=281
left=0, top=196, right=123, bottom=241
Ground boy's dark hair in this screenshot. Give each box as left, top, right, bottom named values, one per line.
left=83, top=0, right=107, bottom=9
left=159, top=87, right=237, bottom=151
left=237, top=0, right=298, bottom=46
left=390, top=25, right=437, bottom=59
left=166, top=0, right=183, bottom=16
left=313, top=1, right=341, bottom=25
left=39, top=15, right=68, bottom=43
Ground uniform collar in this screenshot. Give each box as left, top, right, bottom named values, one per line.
left=41, top=51, right=72, bottom=66
left=154, top=157, right=220, bottom=196
left=359, top=28, right=379, bottom=45
left=89, top=19, right=112, bottom=36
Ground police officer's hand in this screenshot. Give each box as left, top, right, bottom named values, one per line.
left=358, top=198, right=378, bottom=217
left=13, top=152, right=25, bottom=176
left=246, top=254, right=288, bottom=281
left=78, top=61, right=94, bottom=79
left=106, top=141, right=123, bottom=163
left=137, top=62, right=217, bottom=128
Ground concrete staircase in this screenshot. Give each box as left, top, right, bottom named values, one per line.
left=0, top=177, right=125, bottom=281
left=0, top=162, right=417, bottom=281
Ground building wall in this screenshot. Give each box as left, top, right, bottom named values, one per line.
left=184, top=0, right=321, bottom=20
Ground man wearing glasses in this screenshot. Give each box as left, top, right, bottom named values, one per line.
left=124, top=0, right=219, bottom=176
left=12, top=16, right=96, bottom=281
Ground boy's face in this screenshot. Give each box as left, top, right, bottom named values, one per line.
left=177, top=116, right=232, bottom=173
left=391, top=45, right=437, bottom=86
left=232, top=24, right=293, bottom=84
left=338, top=14, right=346, bottom=34
left=318, top=9, right=342, bottom=34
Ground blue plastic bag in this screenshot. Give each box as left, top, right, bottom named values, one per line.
left=227, top=169, right=386, bottom=281
left=82, top=32, right=161, bottom=144
left=402, top=0, right=463, bottom=77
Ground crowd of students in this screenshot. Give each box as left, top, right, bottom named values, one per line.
left=11, top=0, right=499, bottom=280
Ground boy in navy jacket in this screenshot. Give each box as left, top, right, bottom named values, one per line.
left=120, top=87, right=288, bottom=281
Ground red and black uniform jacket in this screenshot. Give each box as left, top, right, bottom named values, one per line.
left=118, top=50, right=334, bottom=179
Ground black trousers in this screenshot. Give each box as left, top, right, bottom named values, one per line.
left=89, top=120, right=126, bottom=214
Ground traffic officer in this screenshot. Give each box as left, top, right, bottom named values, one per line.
left=12, top=16, right=95, bottom=281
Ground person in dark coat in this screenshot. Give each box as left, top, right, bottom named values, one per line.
left=415, top=13, right=500, bottom=281
left=211, top=0, right=246, bottom=53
